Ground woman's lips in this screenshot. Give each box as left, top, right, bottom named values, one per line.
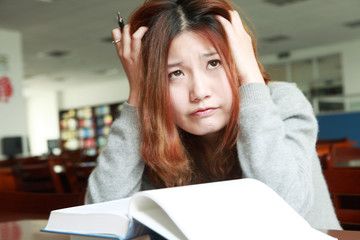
left=190, top=107, right=217, bottom=117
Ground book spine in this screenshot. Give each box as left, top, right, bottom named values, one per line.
left=125, top=219, right=153, bottom=239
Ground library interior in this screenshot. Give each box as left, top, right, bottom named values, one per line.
left=1, top=0, right=360, bottom=239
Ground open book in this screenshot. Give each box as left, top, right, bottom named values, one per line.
left=42, top=178, right=336, bottom=240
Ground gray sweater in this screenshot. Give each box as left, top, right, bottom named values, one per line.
left=85, top=82, right=341, bottom=230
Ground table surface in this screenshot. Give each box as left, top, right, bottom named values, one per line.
left=320, top=229, right=360, bottom=240
left=1, top=220, right=360, bottom=240
left=0, top=220, right=68, bottom=240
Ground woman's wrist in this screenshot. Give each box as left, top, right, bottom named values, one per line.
left=239, top=67, right=265, bottom=86
left=127, top=92, right=138, bottom=107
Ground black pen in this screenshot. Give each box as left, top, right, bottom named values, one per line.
left=117, top=12, right=124, bottom=32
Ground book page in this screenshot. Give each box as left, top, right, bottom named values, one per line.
left=129, top=178, right=336, bottom=240
left=55, top=197, right=130, bottom=214
left=129, top=196, right=186, bottom=239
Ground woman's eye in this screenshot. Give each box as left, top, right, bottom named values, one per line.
left=168, top=70, right=184, bottom=79
left=208, top=60, right=221, bottom=69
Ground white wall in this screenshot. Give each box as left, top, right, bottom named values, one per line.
left=0, top=28, right=28, bottom=159
left=341, top=40, right=360, bottom=96
left=59, top=79, right=129, bottom=110
left=26, top=90, right=60, bottom=156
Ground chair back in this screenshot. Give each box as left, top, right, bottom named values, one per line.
left=318, top=145, right=359, bottom=170
left=65, top=161, right=95, bottom=194
left=0, top=167, right=17, bottom=192
left=14, top=157, right=64, bottom=193
left=331, top=147, right=360, bottom=165
left=317, top=137, right=352, bottom=145
left=323, top=168, right=360, bottom=230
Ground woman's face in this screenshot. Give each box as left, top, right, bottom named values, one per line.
left=167, top=31, right=233, bottom=141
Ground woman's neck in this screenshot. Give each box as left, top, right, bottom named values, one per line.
left=199, top=132, right=222, bottom=157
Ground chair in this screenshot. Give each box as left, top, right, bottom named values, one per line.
left=14, top=157, right=64, bottom=193
left=323, top=168, right=360, bottom=230
left=0, top=191, right=83, bottom=222
left=0, top=159, right=17, bottom=192
left=317, top=143, right=358, bottom=170
left=0, top=167, right=17, bottom=192
left=316, top=138, right=357, bottom=156
left=324, top=146, right=360, bottom=169
left=331, top=146, right=360, bottom=164
left=64, top=161, right=96, bottom=195
left=316, top=138, right=357, bottom=170
left=317, top=137, right=352, bottom=146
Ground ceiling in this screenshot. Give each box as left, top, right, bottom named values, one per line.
left=0, top=0, right=359, bottom=92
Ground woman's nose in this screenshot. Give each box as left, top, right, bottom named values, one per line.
left=189, top=74, right=211, bottom=102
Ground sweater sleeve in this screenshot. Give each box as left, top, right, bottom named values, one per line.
left=237, top=82, right=317, bottom=216
left=85, top=103, right=145, bottom=204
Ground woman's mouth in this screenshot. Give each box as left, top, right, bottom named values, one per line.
left=190, top=107, right=217, bottom=117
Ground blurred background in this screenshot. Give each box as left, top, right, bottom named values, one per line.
left=1, top=0, right=360, bottom=158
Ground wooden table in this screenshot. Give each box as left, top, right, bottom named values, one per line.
left=0, top=220, right=68, bottom=240
left=322, top=229, right=360, bottom=240
left=1, top=220, right=359, bottom=240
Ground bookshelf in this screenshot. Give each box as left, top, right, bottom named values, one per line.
left=59, top=102, right=124, bottom=156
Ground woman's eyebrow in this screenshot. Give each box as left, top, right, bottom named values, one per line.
left=168, top=62, right=182, bottom=69
left=167, top=52, right=218, bottom=68
left=202, top=52, right=218, bottom=58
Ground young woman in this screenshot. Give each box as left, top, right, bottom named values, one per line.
left=86, top=0, right=341, bottom=230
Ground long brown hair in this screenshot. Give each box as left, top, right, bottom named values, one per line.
left=128, top=0, right=270, bottom=187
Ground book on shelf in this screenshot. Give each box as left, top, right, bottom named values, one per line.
left=41, top=178, right=336, bottom=240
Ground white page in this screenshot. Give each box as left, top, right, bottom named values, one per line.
left=53, top=197, right=130, bottom=215
left=130, top=179, right=336, bottom=240
left=129, top=197, right=186, bottom=240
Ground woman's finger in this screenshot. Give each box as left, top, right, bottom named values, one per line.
left=131, top=26, right=149, bottom=59
left=216, top=15, right=239, bottom=47
left=133, top=26, right=149, bottom=39
left=111, top=27, right=122, bottom=54
left=216, top=13, right=264, bottom=85
left=216, top=14, right=232, bottom=32
left=111, top=28, right=122, bottom=42
left=121, top=25, right=132, bottom=58
left=229, top=10, right=246, bottom=36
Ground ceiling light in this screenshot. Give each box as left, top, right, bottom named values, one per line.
left=262, top=35, right=290, bottom=44
left=344, top=20, right=360, bottom=28
left=37, top=50, right=72, bottom=59
left=37, top=0, right=54, bottom=3
left=47, top=50, right=71, bottom=58
left=102, top=36, right=114, bottom=43
left=278, top=52, right=290, bottom=59
left=264, top=0, right=306, bottom=6
left=95, top=68, right=119, bottom=76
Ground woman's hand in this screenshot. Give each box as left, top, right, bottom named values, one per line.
left=112, top=25, right=148, bottom=107
left=216, top=11, right=264, bottom=86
